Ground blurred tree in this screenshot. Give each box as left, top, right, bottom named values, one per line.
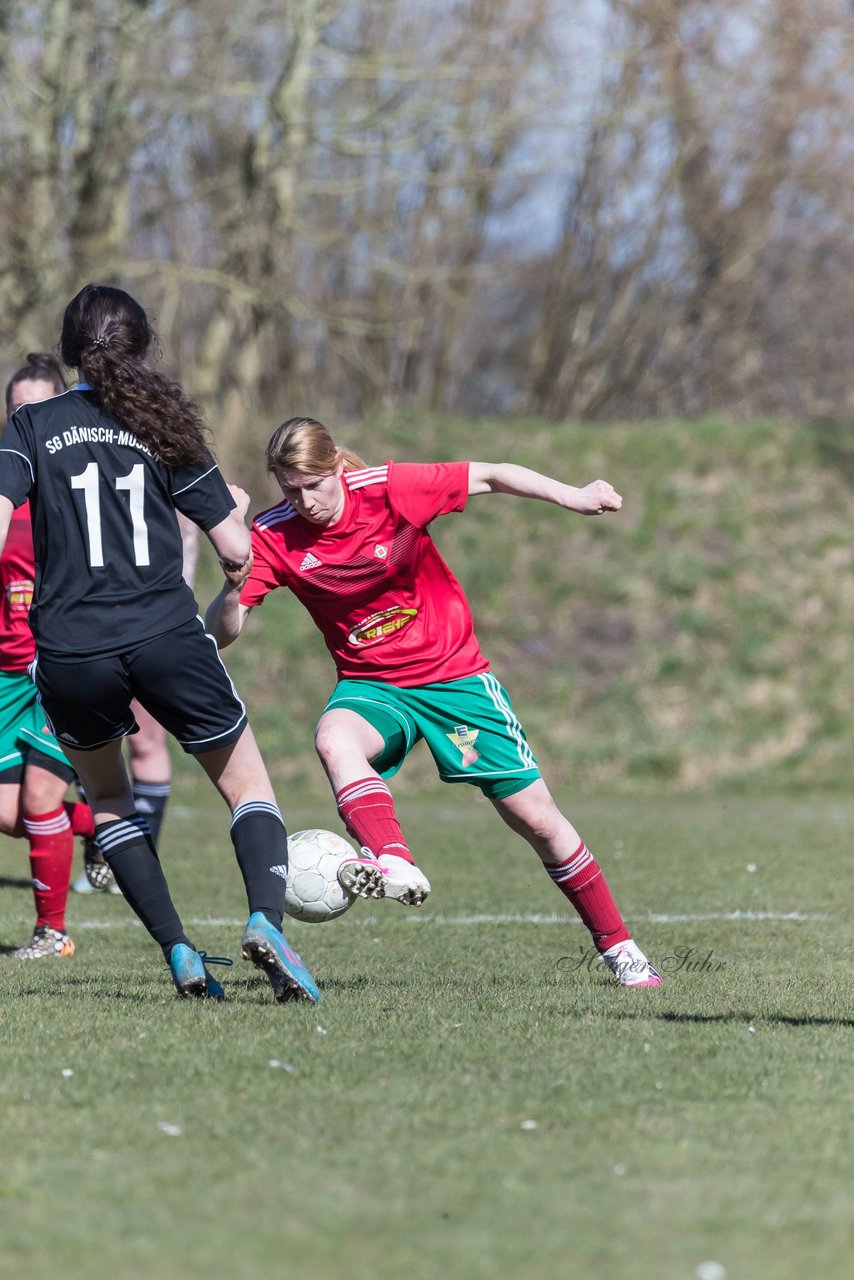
left=0, top=0, right=164, bottom=345
left=0, top=0, right=851, bottom=443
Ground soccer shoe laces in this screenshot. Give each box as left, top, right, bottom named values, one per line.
left=197, top=952, right=234, bottom=968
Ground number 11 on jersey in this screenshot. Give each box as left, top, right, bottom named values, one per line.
left=70, top=462, right=150, bottom=567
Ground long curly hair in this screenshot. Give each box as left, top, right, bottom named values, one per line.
left=60, top=284, right=211, bottom=466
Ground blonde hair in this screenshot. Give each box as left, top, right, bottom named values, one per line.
left=265, top=417, right=367, bottom=475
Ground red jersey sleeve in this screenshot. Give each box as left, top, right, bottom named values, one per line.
left=387, top=461, right=469, bottom=527
left=240, top=524, right=289, bottom=607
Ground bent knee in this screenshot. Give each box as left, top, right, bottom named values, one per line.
left=314, top=721, right=334, bottom=763
left=314, top=715, right=352, bottom=764
left=525, top=809, right=568, bottom=846
left=498, top=787, right=572, bottom=848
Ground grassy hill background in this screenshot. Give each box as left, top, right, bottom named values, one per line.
left=193, top=414, right=854, bottom=795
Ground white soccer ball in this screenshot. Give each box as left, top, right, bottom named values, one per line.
left=283, top=828, right=360, bottom=923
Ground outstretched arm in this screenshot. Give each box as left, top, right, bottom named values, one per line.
left=467, top=462, right=622, bottom=515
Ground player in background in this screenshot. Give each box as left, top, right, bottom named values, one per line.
left=207, top=417, right=661, bottom=988
left=1, top=354, right=94, bottom=958
left=73, top=512, right=201, bottom=894
left=0, top=286, right=319, bottom=1003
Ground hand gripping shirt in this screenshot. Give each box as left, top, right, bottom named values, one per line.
left=0, top=503, right=37, bottom=671
left=242, top=461, right=490, bottom=686
left=0, top=387, right=236, bottom=660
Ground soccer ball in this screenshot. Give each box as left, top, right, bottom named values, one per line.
left=283, top=828, right=360, bottom=923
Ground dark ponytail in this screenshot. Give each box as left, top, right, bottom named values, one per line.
left=60, top=284, right=211, bottom=466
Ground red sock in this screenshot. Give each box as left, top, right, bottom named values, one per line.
left=544, top=841, right=630, bottom=953
left=64, top=800, right=95, bottom=838
left=336, top=777, right=413, bottom=863
left=24, top=807, right=74, bottom=931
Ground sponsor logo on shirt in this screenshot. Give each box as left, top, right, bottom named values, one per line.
left=299, top=552, right=322, bottom=571
left=446, top=724, right=481, bottom=767
left=349, top=606, right=417, bottom=647
left=374, top=544, right=389, bottom=559
left=6, top=578, right=34, bottom=611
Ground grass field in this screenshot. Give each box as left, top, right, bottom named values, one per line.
left=1, top=778, right=851, bottom=1280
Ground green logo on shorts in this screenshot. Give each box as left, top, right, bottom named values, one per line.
left=446, top=724, right=480, bottom=767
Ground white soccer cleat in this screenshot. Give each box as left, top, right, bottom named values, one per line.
left=337, top=850, right=386, bottom=899
left=601, top=939, right=662, bottom=987
left=377, top=852, right=431, bottom=907
left=14, top=925, right=76, bottom=960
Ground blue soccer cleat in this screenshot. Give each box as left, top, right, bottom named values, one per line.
left=169, top=943, right=225, bottom=1000
left=241, top=912, right=321, bottom=1003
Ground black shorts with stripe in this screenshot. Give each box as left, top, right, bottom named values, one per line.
left=33, top=617, right=247, bottom=755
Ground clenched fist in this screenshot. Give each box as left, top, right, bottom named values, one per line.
left=573, top=479, right=622, bottom=515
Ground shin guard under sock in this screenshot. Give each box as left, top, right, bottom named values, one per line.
left=24, top=807, right=74, bottom=930
left=544, top=841, right=631, bottom=952
left=96, top=815, right=189, bottom=958
left=230, top=800, right=288, bottom=929
left=336, top=777, right=412, bottom=862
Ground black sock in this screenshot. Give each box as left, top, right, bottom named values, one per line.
left=96, top=815, right=189, bottom=959
left=230, top=801, right=288, bottom=929
left=131, top=781, right=171, bottom=846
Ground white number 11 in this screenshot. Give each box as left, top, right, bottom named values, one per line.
left=70, top=462, right=150, bottom=567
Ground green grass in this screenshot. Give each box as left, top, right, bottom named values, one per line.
left=3, top=413, right=854, bottom=1275
left=1, top=782, right=851, bottom=1280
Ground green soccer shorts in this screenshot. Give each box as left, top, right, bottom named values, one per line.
left=322, top=672, right=541, bottom=800
left=0, top=669, right=72, bottom=776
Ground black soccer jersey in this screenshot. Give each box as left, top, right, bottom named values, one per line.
left=0, top=385, right=235, bottom=661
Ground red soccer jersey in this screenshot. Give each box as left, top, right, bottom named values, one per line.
left=242, top=461, right=490, bottom=686
left=0, top=502, right=37, bottom=671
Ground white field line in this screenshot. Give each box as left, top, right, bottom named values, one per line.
left=71, top=909, right=829, bottom=931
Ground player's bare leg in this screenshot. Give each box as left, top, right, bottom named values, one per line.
left=491, top=779, right=660, bottom=987
left=0, top=781, right=24, bottom=838
left=127, top=700, right=172, bottom=844
left=73, top=709, right=169, bottom=895
left=314, top=708, right=430, bottom=905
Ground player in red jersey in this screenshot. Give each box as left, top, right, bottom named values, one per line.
left=207, top=417, right=661, bottom=987
left=1, top=355, right=94, bottom=958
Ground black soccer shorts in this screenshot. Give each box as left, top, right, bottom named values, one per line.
left=32, top=617, right=248, bottom=755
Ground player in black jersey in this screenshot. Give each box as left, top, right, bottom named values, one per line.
left=0, top=283, right=319, bottom=1003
